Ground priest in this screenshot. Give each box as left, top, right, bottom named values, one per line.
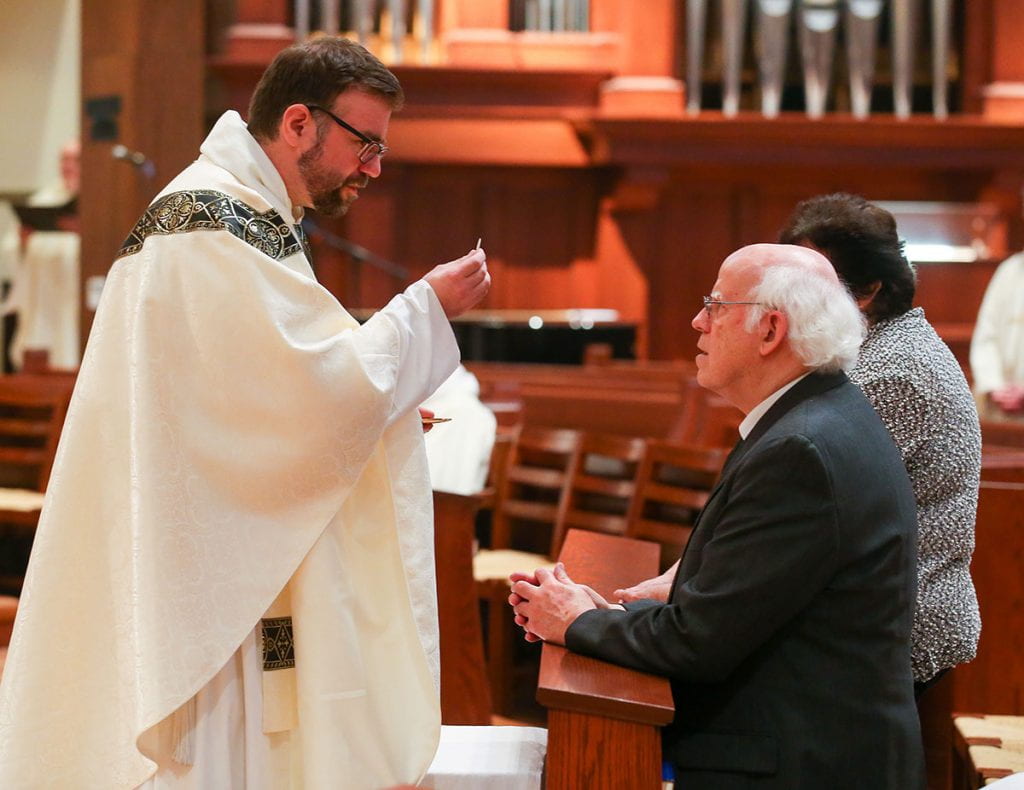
left=0, top=37, right=489, bottom=789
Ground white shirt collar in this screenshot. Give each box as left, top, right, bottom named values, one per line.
left=738, top=373, right=811, bottom=439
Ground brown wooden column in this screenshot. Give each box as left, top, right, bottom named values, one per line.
left=590, top=0, right=678, bottom=77
left=441, top=0, right=509, bottom=30
left=591, top=0, right=684, bottom=116
left=79, top=0, right=204, bottom=345
left=975, top=0, right=1024, bottom=119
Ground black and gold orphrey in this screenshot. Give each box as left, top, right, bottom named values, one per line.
left=117, top=189, right=311, bottom=263
left=261, top=616, right=296, bottom=671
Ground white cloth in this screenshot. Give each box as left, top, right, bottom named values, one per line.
left=3, top=230, right=80, bottom=369
left=0, top=111, right=460, bottom=789
left=970, top=252, right=1024, bottom=394
left=422, top=365, right=497, bottom=495
left=424, top=726, right=547, bottom=790
left=988, top=775, right=1024, bottom=789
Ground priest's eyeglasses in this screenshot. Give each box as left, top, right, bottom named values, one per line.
left=305, top=104, right=389, bottom=163
left=702, top=296, right=763, bottom=318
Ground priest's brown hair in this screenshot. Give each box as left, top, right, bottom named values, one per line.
left=247, top=37, right=403, bottom=142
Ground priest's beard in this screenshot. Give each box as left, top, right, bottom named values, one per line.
left=297, top=141, right=368, bottom=217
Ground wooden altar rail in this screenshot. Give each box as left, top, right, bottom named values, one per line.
left=537, top=529, right=674, bottom=789
left=468, top=360, right=695, bottom=395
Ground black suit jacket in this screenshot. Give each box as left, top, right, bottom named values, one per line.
left=566, top=372, right=925, bottom=789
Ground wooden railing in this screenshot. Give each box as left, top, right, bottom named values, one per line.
left=537, top=529, right=674, bottom=789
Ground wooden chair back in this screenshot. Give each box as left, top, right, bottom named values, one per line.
left=0, top=375, right=74, bottom=493
left=490, top=426, right=580, bottom=556
left=478, top=428, right=515, bottom=511
left=483, top=397, right=524, bottom=430
left=469, top=361, right=695, bottom=439
left=626, top=439, right=728, bottom=570
left=670, top=378, right=743, bottom=448
left=550, top=432, right=647, bottom=554
left=981, top=417, right=1024, bottom=449
left=433, top=490, right=492, bottom=725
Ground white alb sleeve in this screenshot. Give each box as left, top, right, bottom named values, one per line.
left=376, top=279, right=460, bottom=422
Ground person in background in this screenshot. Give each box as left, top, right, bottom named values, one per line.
left=1, top=138, right=81, bottom=371
left=25, top=138, right=80, bottom=211
left=970, top=247, right=1024, bottom=413
left=0, top=201, right=20, bottom=370
left=0, top=37, right=489, bottom=789
left=511, top=243, right=923, bottom=789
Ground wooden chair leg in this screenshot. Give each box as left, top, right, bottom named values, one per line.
left=485, top=584, right=516, bottom=715
left=918, top=670, right=955, bottom=790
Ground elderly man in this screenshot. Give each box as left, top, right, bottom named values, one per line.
left=0, top=38, right=488, bottom=789
left=511, top=244, right=924, bottom=789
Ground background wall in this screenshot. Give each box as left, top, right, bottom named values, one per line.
left=0, top=0, right=80, bottom=195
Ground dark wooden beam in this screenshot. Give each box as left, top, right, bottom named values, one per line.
left=79, top=0, right=204, bottom=345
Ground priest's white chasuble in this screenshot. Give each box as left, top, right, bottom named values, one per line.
left=0, top=111, right=456, bottom=789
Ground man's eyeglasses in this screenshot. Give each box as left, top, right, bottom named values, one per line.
left=702, top=296, right=763, bottom=317
left=305, top=104, right=389, bottom=164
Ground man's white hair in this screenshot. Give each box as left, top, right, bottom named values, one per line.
left=743, top=258, right=866, bottom=373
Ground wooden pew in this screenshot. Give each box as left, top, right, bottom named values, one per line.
left=980, top=409, right=1024, bottom=449
left=467, top=360, right=742, bottom=443
left=537, top=529, right=674, bottom=789
left=981, top=444, right=1024, bottom=483
left=467, top=361, right=694, bottom=431
left=468, top=360, right=695, bottom=396
left=519, top=384, right=691, bottom=439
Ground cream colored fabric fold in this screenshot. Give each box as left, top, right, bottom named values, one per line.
left=0, top=111, right=455, bottom=789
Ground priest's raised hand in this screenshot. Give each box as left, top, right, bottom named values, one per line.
left=424, top=247, right=490, bottom=318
